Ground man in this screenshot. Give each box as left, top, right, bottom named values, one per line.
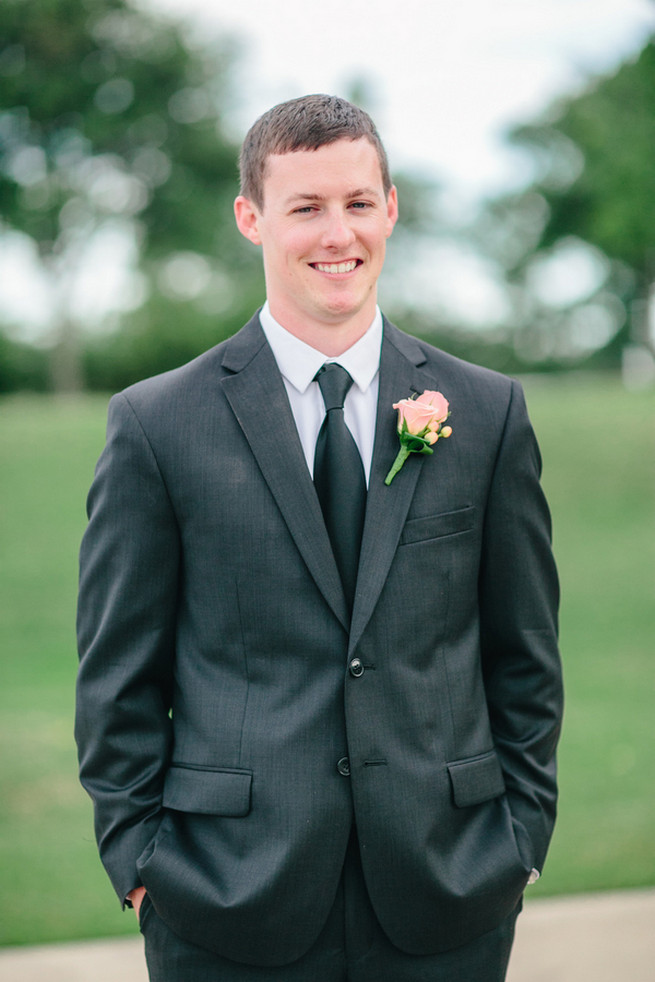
left=76, top=94, right=563, bottom=981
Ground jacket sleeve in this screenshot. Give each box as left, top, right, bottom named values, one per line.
left=75, top=392, right=179, bottom=905
left=478, top=380, right=563, bottom=872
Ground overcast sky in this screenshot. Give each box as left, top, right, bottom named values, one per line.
left=144, top=0, right=655, bottom=201
left=2, top=0, right=654, bottom=339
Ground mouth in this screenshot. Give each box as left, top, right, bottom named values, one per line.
left=310, top=259, right=362, bottom=274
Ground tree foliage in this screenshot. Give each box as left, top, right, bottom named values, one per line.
left=0, top=0, right=263, bottom=390
left=477, top=39, right=655, bottom=368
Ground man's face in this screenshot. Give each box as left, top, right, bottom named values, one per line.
left=235, top=138, right=398, bottom=347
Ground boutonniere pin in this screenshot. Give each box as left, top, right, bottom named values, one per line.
left=384, top=390, right=452, bottom=485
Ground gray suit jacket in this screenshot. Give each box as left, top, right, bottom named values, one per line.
left=75, top=313, right=562, bottom=966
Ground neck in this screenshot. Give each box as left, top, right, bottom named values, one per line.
left=266, top=303, right=376, bottom=357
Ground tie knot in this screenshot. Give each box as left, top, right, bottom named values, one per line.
left=315, top=363, right=354, bottom=412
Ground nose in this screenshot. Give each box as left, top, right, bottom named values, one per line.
left=320, top=209, right=356, bottom=250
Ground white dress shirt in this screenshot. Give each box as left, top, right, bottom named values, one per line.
left=259, top=302, right=382, bottom=486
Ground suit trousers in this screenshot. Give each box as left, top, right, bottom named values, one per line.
left=139, top=831, right=520, bottom=982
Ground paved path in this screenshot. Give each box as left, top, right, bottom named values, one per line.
left=1, top=889, right=653, bottom=981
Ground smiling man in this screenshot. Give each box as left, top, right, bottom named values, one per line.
left=76, top=94, right=563, bottom=982
left=234, top=136, right=397, bottom=354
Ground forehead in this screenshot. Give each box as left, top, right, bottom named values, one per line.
left=261, top=138, right=385, bottom=202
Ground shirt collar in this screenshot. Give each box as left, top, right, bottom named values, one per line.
left=259, top=301, right=382, bottom=395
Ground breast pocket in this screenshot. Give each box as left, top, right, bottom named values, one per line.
left=399, top=505, right=475, bottom=546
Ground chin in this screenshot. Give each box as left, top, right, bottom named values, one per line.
left=320, top=294, right=367, bottom=321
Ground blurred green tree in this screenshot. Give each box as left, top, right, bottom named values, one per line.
left=476, top=38, right=655, bottom=370
left=0, top=0, right=263, bottom=391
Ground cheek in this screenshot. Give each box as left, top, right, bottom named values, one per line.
left=367, top=225, right=390, bottom=257
left=282, top=230, right=315, bottom=268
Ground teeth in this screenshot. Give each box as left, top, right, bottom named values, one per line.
left=314, top=260, right=358, bottom=273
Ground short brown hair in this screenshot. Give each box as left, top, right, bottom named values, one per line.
left=239, top=94, right=392, bottom=210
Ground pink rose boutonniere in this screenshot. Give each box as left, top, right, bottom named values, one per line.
left=384, top=390, right=452, bottom=485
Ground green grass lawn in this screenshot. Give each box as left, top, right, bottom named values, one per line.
left=523, top=375, right=655, bottom=896
left=1, top=377, right=653, bottom=946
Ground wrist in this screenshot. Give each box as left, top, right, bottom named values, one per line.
left=126, top=886, right=147, bottom=917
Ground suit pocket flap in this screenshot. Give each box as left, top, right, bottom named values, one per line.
left=163, top=765, right=252, bottom=816
left=447, top=751, right=505, bottom=808
left=400, top=506, right=475, bottom=545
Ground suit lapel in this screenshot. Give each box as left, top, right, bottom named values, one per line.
left=220, top=316, right=349, bottom=630
left=219, top=315, right=439, bottom=642
left=349, top=321, right=438, bottom=653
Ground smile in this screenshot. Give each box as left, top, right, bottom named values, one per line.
left=311, top=260, right=361, bottom=274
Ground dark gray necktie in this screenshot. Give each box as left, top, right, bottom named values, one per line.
left=314, top=364, right=367, bottom=612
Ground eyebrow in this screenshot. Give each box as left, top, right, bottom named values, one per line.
left=284, top=187, right=382, bottom=205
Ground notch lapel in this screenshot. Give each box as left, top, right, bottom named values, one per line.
left=349, top=321, right=438, bottom=653
left=220, top=317, right=349, bottom=630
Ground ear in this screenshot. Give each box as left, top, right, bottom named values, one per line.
left=234, top=196, right=262, bottom=245
left=385, top=185, right=399, bottom=238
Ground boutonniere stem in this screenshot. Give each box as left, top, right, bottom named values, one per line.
left=385, top=390, right=452, bottom=485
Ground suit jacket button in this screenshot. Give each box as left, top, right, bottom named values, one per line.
left=337, top=756, right=351, bottom=777
left=349, top=658, right=364, bottom=678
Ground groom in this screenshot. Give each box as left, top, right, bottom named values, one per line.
left=76, top=94, right=563, bottom=981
